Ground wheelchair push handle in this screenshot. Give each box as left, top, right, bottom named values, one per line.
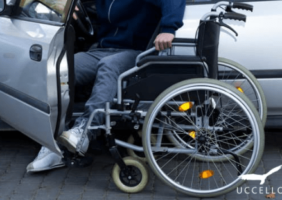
left=211, top=1, right=253, bottom=12
left=232, top=2, right=253, bottom=12
left=223, top=12, right=246, bottom=22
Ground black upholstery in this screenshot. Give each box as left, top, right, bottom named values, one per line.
left=123, top=57, right=205, bottom=101
left=173, top=38, right=196, bottom=44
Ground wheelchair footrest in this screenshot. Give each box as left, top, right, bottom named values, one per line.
left=63, top=152, right=94, bottom=168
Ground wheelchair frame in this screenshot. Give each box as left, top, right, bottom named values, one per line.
left=70, top=1, right=265, bottom=197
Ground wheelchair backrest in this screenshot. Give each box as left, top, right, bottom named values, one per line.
left=196, top=20, right=220, bottom=79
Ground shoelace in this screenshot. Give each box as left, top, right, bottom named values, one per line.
left=37, top=147, right=50, bottom=159
left=39, top=147, right=46, bottom=154
left=72, top=119, right=87, bottom=136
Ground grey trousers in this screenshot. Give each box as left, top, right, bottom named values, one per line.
left=73, top=48, right=141, bottom=128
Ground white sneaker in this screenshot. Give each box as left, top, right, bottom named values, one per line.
left=26, top=146, right=65, bottom=172
left=58, top=119, right=89, bottom=156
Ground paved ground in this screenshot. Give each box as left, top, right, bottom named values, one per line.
left=1, top=130, right=282, bottom=200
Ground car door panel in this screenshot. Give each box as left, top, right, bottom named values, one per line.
left=0, top=0, right=74, bottom=155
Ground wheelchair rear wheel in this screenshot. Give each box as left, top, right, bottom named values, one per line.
left=166, top=58, right=266, bottom=158
left=142, top=78, right=264, bottom=197
left=218, top=57, right=267, bottom=126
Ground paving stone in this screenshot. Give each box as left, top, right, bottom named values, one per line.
left=262, top=152, right=282, bottom=160
left=60, top=185, right=85, bottom=194
left=153, top=197, right=177, bottom=200
left=176, top=194, right=199, bottom=200
left=105, top=192, right=129, bottom=200
left=0, top=181, right=19, bottom=199
left=226, top=187, right=249, bottom=199
left=68, top=167, right=92, bottom=176
left=0, top=196, right=10, bottom=200
left=10, top=194, right=35, bottom=200
left=263, top=160, right=282, bottom=171
left=225, top=197, right=249, bottom=200
left=86, top=179, right=109, bottom=191
left=33, top=187, right=61, bottom=200
left=248, top=185, right=273, bottom=200
left=129, top=196, right=153, bottom=200
left=198, top=198, right=225, bottom=200
left=269, top=179, right=282, bottom=190
left=82, top=194, right=105, bottom=200
left=153, top=179, right=177, bottom=198
left=64, top=176, right=89, bottom=185
left=0, top=172, right=23, bottom=182
left=2, top=131, right=282, bottom=200
left=57, top=192, right=83, bottom=200
left=41, top=168, right=69, bottom=184
left=130, top=192, right=152, bottom=199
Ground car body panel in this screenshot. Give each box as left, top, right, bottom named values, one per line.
left=177, top=0, right=282, bottom=116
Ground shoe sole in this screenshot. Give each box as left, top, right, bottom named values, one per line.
left=58, top=135, right=85, bottom=156
left=27, top=163, right=65, bottom=173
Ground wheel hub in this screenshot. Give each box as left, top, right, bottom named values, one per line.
left=198, top=135, right=206, bottom=144
left=120, top=166, right=142, bottom=187
left=196, top=129, right=216, bottom=153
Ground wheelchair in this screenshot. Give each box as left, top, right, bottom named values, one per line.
left=70, top=1, right=265, bottom=198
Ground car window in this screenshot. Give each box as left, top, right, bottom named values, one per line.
left=0, top=0, right=4, bottom=12
left=12, top=0, right=71, bottom=24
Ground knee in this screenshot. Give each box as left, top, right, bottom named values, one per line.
left=97, top=57, right=120, bottom=75
left=74, top=52, right=86, bottom=68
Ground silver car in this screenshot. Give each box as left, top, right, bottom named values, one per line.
left=0, top=0, right=279, bottom=197
left=0, top=0, right=280, bottom=158
left=0, top=0, right=279, bottom=141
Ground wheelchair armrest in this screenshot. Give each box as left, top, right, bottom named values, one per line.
left=173, top=38, right=196, bottom=44
left=135, top=40, right=197, bottom=66
left=135, top=37, right=197, bottom=66
left=136, top=55, right=202, bottom=67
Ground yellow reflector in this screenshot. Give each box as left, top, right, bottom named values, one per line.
left=199, top=170, right=214, bottom=179
left=236, top=87, right=244, bottom=93
left=179, top=102, right=193, bottom=112
left=189, top=131, right=196, bottom=139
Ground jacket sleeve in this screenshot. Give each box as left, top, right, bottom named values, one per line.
left=147, top=0, right=186, bottom=35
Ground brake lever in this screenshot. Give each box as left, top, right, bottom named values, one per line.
left=219, top=13, right=238, bottom=37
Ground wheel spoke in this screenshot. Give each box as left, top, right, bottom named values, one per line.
left=143, top=79, right=264, bottom=197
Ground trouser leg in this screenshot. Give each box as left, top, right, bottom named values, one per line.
left=59, top=49, right=140, bottom=154
left=76, top=49, right=140, bottom=126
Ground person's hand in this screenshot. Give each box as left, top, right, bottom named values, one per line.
left=154, top=33, right=175, bottom=51
left=73, top=5, right=79, bottom=20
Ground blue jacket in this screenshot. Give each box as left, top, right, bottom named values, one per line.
left=96, top=0, right=186, bottom=51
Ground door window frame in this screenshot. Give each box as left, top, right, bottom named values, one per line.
left=0, top=0, right=74, bottom=26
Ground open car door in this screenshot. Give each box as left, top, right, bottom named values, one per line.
left=0, top=0, right=76, bottom=156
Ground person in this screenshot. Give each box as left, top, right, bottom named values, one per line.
left=26, top=0, right=186, bottom=172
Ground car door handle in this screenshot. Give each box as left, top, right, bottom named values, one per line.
left=30, top=44, right=42, bottom=62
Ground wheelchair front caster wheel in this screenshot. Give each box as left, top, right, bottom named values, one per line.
left=127, top=134, right=146, bottom=162
left=112, top=156, right=149, bottom=193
